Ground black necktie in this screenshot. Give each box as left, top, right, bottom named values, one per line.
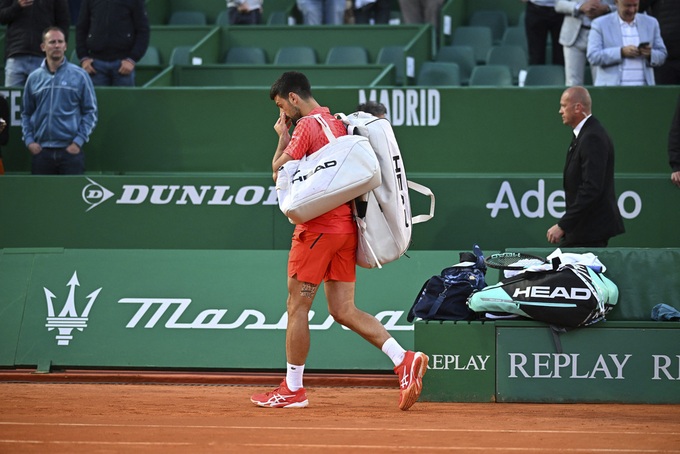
left=568, top=134, right=577, bottom=154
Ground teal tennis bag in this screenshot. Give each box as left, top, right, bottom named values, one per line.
left=467, top=264, right=618, bottom=329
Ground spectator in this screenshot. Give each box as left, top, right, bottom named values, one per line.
left=397, top=0, right=443, bottom=31
left=68, top=0, right=81, bottom=23
left=587, top=0, right=666, bottom=86
left=640, top=0, right=680, bottom=84
left=0, top=0, right=70, bottom=88
left=669, top=94, right=680, bottom=188
left=76, top=0, right=150, bottom=86
left=250, top=71, right=428, bottom=410
left=546, top=86, right=625, bottom=247
left=296, top=0, right=346, bottom=24
left=353, top=0, right=390, bottom=24
left=357, top=100, right=387, bottom=118
left=0, top=94, right=8, bottom=175
left=555, top=0, right=616, bottom=86
left=21, top=27, right=97, bottom=175
left=523, top=0, right=565, bottom=65
left=226, top=0, right=262, bottom=25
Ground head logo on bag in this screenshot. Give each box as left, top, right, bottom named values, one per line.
left=512, top=285, right=593, bottom=300
left=468, top=262, right=618, bottom=329
left=337, top=111, right=435, bottom=269
left=291, top=161, right=338, bottom=184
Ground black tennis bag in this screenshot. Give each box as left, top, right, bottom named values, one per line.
left=407, top=245, right=487, bottom=322
left=467, top=264, right=619, bottom=329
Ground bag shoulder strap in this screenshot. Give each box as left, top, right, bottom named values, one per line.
left=309, top=114, right=338, bottom=144
left=408, top=180, right=435, bottom=224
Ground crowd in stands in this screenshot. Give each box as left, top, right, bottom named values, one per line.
left=0, top=0, right=677, bottom=176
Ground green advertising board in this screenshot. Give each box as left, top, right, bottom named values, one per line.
left=415, top=321, right=680, bottom=404
left=0, top=248, right=468, bottom=371
left=496, top=326, right=680, bottom=404
left=416, top=321, right=496, bottom=402
left=1, top=174, right=678, bottom=251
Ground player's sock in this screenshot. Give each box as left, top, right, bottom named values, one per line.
left=381, top=337, right=406, bottom=367
left=286, top=362, right=305, bottom=391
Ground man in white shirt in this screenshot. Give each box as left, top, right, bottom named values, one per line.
left=586, top=0, right=666, bottom=85
left=555, top=0, right=616, bottom=86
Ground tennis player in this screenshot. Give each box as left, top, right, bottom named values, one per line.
left=250, top=71, right=428, bottom=410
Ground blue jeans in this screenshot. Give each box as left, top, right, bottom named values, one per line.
left=90, top=59, right=135, bottom=86
left=4, top=55, right=45, bottom=87
left=31, top=148, right=85, bottom=175
left=296, top=0, right=344, bottom=24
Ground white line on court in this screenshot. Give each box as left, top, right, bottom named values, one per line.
left=0, top=421, right=678, bottom=436
left=244, top=445, right=679, bottom=453
left=1, top=440, right=677, bottom=452
left=0, top=440, right=191, bottom=446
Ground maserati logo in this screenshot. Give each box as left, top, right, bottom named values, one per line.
left=44, top=271, right=102, bottom=346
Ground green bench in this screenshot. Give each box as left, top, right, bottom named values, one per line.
left=415, top=248, right=680, bottom=403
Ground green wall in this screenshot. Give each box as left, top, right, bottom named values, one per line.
left=2, top=86, right=677, bottom=174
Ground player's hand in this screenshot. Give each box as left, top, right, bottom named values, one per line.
left=274, top=111, right=292, bottom=138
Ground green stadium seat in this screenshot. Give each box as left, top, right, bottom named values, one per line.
left=325, top=46, right=369, bottom=65
left=267, top=11, right=288, bottom=25
left=273, top=46, right=317, bottom=65
left=435, top=45, right=476, bottom=85
left=452, top=26, right=493, bottom=64
left=137, top=46, right=161, bottom=66
left=70, top=49, right=80, bottom=64
left=216, top=10, right=230, bottom=26
left=486, top=45, right=527, bottom=85
left=469, top=10, right=508, bottom=45
left=377, top=45, right=406, bottom=85
left=469, top=64, right=513, bottom=86
left=501, top=26, right=528, bottom=53
left=169, top=11, right=207, bottom=26
left=523, top=64, right=565, bottom=86
left=416, top=61, right=461, bottom=86
left=169, top=46, right=193, bottom=65
left=224, top=46, right=267, bottom=64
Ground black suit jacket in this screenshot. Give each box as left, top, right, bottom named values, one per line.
left=558, top=115, right=625, bottom=245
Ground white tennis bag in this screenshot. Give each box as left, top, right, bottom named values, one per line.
left=338, top=111, right=435, bottom=269
left=276, top=114, right=381, bottom=225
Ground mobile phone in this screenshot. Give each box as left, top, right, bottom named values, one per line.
left=638, top=42, right=650, bottom=49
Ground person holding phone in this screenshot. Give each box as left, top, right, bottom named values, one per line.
left=587, top=0, right=667, bottom=85
left=555, top=0, right=616, bottom=87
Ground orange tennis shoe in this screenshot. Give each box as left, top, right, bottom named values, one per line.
left=394, top=351, right=428, bottom=411
left=250, top=380, right=309, bottom=408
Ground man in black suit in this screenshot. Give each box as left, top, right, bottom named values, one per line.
left=669, top=93, right=680, bottom=188
left=547, top=86, right=625, bottom=247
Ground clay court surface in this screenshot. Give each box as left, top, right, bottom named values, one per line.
left=1, top=371, right=679, bottom=453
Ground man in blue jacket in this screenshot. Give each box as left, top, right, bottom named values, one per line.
left=76, top=0, right=149, bottom=86
left=21, top=26, right=98, bottom=175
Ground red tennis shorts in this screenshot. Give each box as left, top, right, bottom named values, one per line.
left=288, top=230, right=357, bottom=284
